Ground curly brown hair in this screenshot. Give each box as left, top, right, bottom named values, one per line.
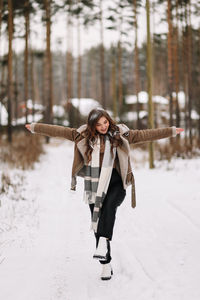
left=83, top=108, right=123, bottom=163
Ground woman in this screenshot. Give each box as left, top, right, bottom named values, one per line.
left=25, top=108, right=184, bottom=281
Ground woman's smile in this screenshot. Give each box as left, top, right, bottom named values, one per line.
left=95, top=116, right=109, bottom=134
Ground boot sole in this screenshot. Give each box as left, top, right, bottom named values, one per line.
left=101, top=270, right=113, bottom=281
left=101, top=276, right=111, bottom=280
left=101, top=270, right=113, bottom=280
left=93, top=255, right=107, bottom=260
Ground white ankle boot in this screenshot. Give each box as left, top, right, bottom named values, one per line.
left=101, top=263, right=113, bottom=280
left=93, top=237, right=108, bottom=260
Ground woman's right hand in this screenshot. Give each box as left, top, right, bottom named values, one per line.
left=25, top=124, right=31, bottom=131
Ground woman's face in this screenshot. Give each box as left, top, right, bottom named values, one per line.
left=95, top=116, right=110, bottom=134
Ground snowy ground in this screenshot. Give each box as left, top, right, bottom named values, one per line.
left=0, top=139, right=200, bottom=300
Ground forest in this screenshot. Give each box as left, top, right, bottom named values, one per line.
left=0, top=2, right=200, bottom=297
left=0, top=0, right=200, bottom=158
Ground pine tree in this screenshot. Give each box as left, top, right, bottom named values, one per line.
left=7, top=0, right=13, bottom=142
left=146, top=0, right=154, bottom=168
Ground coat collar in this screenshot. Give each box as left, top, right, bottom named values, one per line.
left=117, top=124, right=129, bottom=135
left=76, top=123, right=130, bottom=158
left=77, top=124, right=87, bottom=134
left=77, top=123, right=129, bottom=135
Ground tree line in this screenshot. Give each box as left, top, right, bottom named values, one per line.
left=0, top=0, right=199, bottom=153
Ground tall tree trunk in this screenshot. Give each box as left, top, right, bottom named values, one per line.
left=133, top=0, right=141, bottom=128
left=167, top=0, right=174, bottom=127
left=42, top=54, right=46, bottom=114
left=117, top=40, right=123, bottom=113
left=77, top=2, right=81, bottom=126
left=14, top=53, right=19, bottom=123
left=151, top=0, right=156, bottom=127
left=111, top=48, right=117, bottom=120
left=30, top=49, right=35, bottom=122
left=66, top=50, right=73, bottom=104
left=24, top=0, right=29, bottom=123
left=0, top=63, right=6, bottom=126
left=174, top=0, right=181, bottom=153
left=7, top=0, right=13, bottom=142
left=180, top=3, right=188, bottom=144
left=77, top=18, right=81, bottom=101
left=199, top=27, right=200, bottom=142
left=180, top=2, right=188, bottom=144
left=99, top=0, right=105, bottom=108
left=66, top=4, right=74, bottom=127
left=186, top=0, right=193, bottom=147
left=174, top=0, right=180, bottom=129
left=117, top=4, right=124, bottom=114
left=90, top=54, right=100, bottom=102
left=0, top=0, right=2, bottom=43
left=44, top=0, right=53, bottom=124
left=0, top=0, right=3, bottom=127
left=146, top=0, right=154, bottom=169
left=90, top=58, right=96, bottom=100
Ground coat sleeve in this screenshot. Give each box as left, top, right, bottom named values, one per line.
left=30, top=122, right=78, bottom=141
left=127, top=126, right=176, bottom=144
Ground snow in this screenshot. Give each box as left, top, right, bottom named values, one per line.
left=153, top=95, right=168, bottom=104
left=125, top=94, right=138, bottom=104
left=0, top=138, right=200, bottom=300
left=126, top=91, right=187, bottom=107
left=27, top=99, right=44, bottom=110
left=172, top=91, right=186, bottom=108
left=125, top=92, right=169, bottom=105
left=12, top=113, right=44, bottom=125
left=122, top=110, right=147, bottom=121
left=71, top=98, right=101, bottom=116
left=191, top=110, right=199, bottom=120
left=28, top=103, right=65, bottom=119
left=125, top=91, right=149, bottom=104
left=0, top=103, right=8, bottom=125
left=53, top=105, right=65, bottom=118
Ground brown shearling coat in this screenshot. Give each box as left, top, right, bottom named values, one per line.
left=32, top=122, right=174, bottom=208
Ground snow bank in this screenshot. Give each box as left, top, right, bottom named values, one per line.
left=0, top=140, right=200, bottom=300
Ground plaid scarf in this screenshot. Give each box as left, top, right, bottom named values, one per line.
left=83, top=135, right=116, bottom=232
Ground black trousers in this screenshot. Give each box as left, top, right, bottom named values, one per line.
left=89, top=168, right=126, bottom=264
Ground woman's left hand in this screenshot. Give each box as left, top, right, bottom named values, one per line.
left=176, top=128, right=184, bottom=134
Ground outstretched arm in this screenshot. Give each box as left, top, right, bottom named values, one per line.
left=25, top=123, right=78, bottom=141
left=176, top=128, right=184, bottom=134
left=127, top=126, right=184, bottom=144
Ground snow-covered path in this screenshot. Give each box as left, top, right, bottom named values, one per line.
left=0, top=139, right=200, bottom=300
